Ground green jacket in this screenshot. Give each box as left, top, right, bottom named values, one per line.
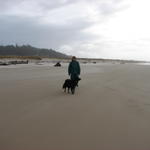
left=68, top=60, right=80, bottom=76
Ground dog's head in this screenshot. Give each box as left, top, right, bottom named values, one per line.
left=75, top=77, right=81, bottom=81
left=72, top=77, right=81, bottom=87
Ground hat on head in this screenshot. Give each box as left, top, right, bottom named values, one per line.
left=72, top=56, right=76, bottom=60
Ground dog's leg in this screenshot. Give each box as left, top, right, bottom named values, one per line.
left=68, top=88, right=70, bottom=93
left=71, top=88, right=75, bottom=94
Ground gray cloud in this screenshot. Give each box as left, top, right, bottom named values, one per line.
left=1, top=0, right=124, bottom=46
left=2, top=0, right=146, bottom=60
left=0, top=0, right=125, bottom=16
left=0, top=15, right=95, bottom=49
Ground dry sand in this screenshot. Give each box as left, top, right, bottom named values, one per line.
left=0, top=63, right=150, bottom=150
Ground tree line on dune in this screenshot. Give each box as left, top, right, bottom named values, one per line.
left=0, top=44, right=68, bottom=58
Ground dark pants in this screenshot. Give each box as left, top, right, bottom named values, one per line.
left=70, top=74, right=79, bottom=81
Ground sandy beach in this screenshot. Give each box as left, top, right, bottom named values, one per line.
left=0, top=63, right=150, bottom=150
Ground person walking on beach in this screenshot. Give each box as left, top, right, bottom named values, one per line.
left=68, top=56, right=81, bottom=81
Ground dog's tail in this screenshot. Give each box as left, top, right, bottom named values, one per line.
left=62, top=83, right=65, bottom=89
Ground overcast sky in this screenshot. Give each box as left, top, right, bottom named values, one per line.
left=0, top=0, right=150, bottom=60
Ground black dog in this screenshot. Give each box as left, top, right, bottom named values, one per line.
left=63, top=77, right=81, bottom=94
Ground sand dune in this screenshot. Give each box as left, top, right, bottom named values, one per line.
left=0, top=63, right=150, bottom=150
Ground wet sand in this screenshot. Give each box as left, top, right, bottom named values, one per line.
left=0, top=63, right=150, bottom=150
